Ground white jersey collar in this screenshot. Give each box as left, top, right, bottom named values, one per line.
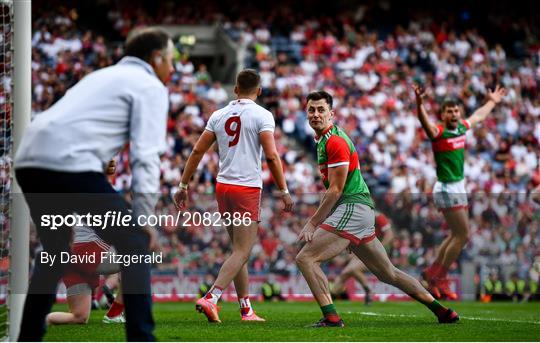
left=230, top=98, right=256, bottom=106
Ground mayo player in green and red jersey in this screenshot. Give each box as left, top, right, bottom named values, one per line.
left=296, top=90, right=458, bottom=328
left=413, top=84, right=506, bottom=300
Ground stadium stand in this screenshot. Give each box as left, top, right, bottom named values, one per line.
left=29, top=0, right=539, bottom=300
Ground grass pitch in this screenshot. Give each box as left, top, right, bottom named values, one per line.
left=44, top=301, right=540, bottom=341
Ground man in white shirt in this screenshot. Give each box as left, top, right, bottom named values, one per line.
left=15, top=28, right=174, bottom=341
left=174, top=69, right=293, bottom=323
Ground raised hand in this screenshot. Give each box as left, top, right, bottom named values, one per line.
left=487, top=85, right=506, bottom=104
left=468, top=85, right=507, bottom=127
left=412, top=83, right=427, bottom=102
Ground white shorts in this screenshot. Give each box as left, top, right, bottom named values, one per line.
left=433, top=179, right=468, bottom=211
left=320, top=203, right=375, bottom=245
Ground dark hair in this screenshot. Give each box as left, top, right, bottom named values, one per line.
left=124, top=28, right=170, bottom=63
left=441, top=99, right=460, bottom=111
left=236, top=69, right=261, bottom=94
left=306, top=90, right=333, bottom=109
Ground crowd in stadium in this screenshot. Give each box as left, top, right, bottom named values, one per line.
left=29, top=0, right=539, bottom=297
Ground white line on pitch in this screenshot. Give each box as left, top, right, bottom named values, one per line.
left=348, top=311, right=540, bottom=325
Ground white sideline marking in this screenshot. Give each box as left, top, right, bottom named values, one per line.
left=459, top=316, right=540, bottom=325
left=349, top=311, right=540, bottom=325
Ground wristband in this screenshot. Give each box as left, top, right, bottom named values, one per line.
left=280, top=189, right=289, bottom=195
left=179, top=182, right=188, bottom=190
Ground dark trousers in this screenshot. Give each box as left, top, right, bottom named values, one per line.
left=15, top=168, right=155, bottom=341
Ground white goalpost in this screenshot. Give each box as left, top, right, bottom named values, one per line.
left=4, top=0, right=31, bottom=341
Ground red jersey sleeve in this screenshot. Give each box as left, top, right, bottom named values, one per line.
left=326, top=136, right=351, bottom=167
left=432, top=124, right=444, bottom=140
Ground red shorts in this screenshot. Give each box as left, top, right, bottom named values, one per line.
left=63, top=240, right=110, bottom=290
left=216, top=182, right=261, bottom=222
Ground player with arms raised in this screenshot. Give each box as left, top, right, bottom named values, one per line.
left=296, top=91, right=458, bottom=327
left=174, top=69, right=293, bottom=323
left=414, top=84, right=506, bottom=300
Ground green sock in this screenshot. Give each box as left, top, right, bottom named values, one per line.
left=321, top=304, right=337, bottom=315
left=427, top=300, right=446, bottom=315
left=320, top=304, right=340, bottom=322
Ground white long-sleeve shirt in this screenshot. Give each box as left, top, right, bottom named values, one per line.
left=15, top=57, right=169, bottom=215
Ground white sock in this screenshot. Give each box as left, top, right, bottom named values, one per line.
left=205, top=286, right=223, bottom=305
left=239, top=296, right=253, bottom=316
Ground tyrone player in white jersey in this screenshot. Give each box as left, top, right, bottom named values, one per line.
left=174, top=69, right=293, bottom=323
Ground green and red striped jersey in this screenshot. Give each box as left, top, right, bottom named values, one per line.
left=316, top=125, right=374, bottom=208
left=431, top=120, right=470, bottom=183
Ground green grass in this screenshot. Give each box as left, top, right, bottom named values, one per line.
left=44, top=301, right=540, bottom=341
left=0, top=304, right=7, bottom=339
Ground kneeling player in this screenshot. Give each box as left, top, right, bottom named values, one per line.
left=46, top=226, right=125, bottom=325
left=331, top=212, right=394, bottom=304
left=296, top=91, right=458, bottom=327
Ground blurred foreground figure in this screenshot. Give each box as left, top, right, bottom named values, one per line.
left=15, top=28, right=174, bottom=341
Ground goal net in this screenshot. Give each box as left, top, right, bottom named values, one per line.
left=0, top=0, right=12, bottom=339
